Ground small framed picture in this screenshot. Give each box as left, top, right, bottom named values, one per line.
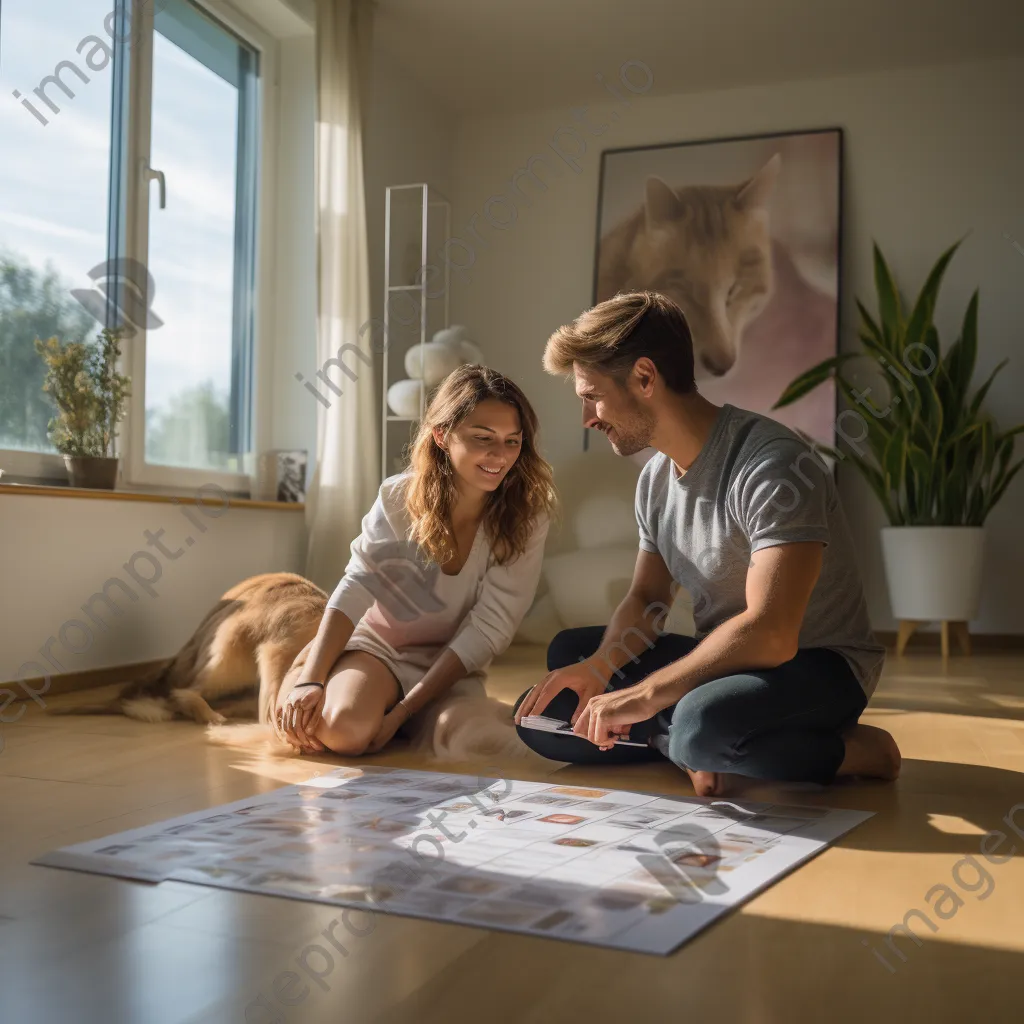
left=254, top=449, right=307, bottom=502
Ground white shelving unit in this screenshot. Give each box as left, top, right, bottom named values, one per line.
left=381, top=183, right=451, bottom=483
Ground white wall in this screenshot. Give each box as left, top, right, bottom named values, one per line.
left=0, top=495, right=306, bottom=685
left=448, top=55, right=1024, bottom=634
left=363, top=47, right=457, bottom=471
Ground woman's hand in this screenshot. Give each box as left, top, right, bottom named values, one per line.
left=366, top=701, right=411, bottom=754
left=278, top=682, right=326, bottom=753
left=572, top=685, right=658, bottom=751
left=514, top=657, right=611, bottom=726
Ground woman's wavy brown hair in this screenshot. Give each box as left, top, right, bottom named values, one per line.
left=403, top=365, right=557, bottom=567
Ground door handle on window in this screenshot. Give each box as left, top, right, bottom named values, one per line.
left=142, top=159, right=166, bottom=209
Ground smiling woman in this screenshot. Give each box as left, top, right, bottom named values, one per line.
left=258, top=364, right=557, bottom=762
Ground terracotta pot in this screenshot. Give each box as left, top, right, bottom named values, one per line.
left=63, top=455, right=119, bottom=490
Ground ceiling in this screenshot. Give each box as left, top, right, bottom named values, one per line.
left=374, top=0, right=1024, bottom=116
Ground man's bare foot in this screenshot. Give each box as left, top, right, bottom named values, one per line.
left=685, top=768, right=723, bottom=797
left=837, top=724, right=901, bottom=780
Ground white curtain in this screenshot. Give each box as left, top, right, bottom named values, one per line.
left=304, top=0, right=379, bottom=593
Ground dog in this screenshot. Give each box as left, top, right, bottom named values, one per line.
left=50, top=572, right=540, bottom=764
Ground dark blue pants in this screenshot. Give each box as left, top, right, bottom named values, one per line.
left=513, top=628, right=868, bottom=785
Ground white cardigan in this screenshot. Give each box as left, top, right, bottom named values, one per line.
left=327, top=474, right=549, bottom=674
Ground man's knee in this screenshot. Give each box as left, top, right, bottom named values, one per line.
left=512, top=686, right=533, bottom=716
left=514, top=717, right=564, bottom=762
left=667, top=698, right=740, bottom=771
left=546, top=627, right=600, bottom=671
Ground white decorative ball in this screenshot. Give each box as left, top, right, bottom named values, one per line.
left=430, top=327, right=483, bottom=366
left=404, top=340, right=463, bottom=387
left=432, top=325, right=471, bottom=348
left=457, top=339, right=484, bottom=364
left=387, top=378, right=423, bottom=419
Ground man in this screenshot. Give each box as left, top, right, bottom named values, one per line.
left=514, top=291, right=900, bottom=796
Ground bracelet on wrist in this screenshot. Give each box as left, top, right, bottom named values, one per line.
left=297, top=681, right=325, bottom=689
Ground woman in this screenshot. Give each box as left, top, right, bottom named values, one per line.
left=276, top=365, right=556, bottom=757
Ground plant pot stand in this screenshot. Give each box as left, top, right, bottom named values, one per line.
left=896, top=619, right=972, bottom=659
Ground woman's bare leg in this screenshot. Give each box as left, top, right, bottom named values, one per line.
left=313, top=651, right=401, bottom=756
left=275, top=644, right=401, bottom=754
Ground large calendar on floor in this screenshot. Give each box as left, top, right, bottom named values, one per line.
left=35, top=766, right=872, bottom=955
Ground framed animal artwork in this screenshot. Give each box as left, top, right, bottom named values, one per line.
left=589, top=127, right=842, bottom=455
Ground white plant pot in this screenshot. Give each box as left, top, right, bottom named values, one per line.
left=880, top=526, right=985, bottom=622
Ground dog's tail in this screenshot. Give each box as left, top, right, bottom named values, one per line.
left=205, top=720, right=297, bottom=756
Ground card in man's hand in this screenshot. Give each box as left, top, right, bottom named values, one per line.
left=517, top=714, right=649, bottom=747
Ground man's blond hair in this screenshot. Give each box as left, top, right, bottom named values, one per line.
left=542, top=291, right=696, bottom=394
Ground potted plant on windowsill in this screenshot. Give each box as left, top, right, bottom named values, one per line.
left=34, top=327, right=132, bottom=490
left=774, top=240, right=1024, bottom=656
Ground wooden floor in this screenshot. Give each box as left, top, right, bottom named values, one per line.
left=3, top=644, right=1024, bottom=1023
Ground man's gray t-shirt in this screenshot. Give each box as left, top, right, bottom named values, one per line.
left=635, top=403, right=885, bottom=696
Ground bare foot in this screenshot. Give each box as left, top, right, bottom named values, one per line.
left=837, top=724, right=901, bottom=780
left=685, top=768, right=723, bottom=797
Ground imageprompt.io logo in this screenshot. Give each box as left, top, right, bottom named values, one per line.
left=71, top=257, right=164, bottom=337
left=349, top=540, right=446, bottom=622
left=636, top=820, right=727, bottom=904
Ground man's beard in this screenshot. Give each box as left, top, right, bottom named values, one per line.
left=606, top=405, right=654, bottom=457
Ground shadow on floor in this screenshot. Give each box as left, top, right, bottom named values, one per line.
left=868, top=685, right=1024, bottom=721
left=541, top=756, right=1024, bottom=859
left=371, top=913, right=1023, bottom=1024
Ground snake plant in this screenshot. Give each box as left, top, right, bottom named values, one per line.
left=773, top=240, right=1024, bottom=526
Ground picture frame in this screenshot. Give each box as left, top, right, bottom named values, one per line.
left=588, top=127, right=843, bottom=458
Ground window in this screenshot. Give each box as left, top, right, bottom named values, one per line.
left=0, top=0, right=272, bottom=490
left=139, top=0, right=259, bottom=476
left=0, top=0, right=114, bottom=469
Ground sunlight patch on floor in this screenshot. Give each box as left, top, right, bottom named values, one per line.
left=926, top=814, right=987, bottom=836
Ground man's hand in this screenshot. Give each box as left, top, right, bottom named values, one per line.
left=572, top=684, right=659, bottom=750
left=514, top=657, right=611, bottom=725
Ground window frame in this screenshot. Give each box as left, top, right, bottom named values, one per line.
left=121, top=0, right=278, bottom=493
left=0, top=0, right=280, bottom=494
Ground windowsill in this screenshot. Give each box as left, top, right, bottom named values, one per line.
left=0, top=480, right=305, bottom=512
